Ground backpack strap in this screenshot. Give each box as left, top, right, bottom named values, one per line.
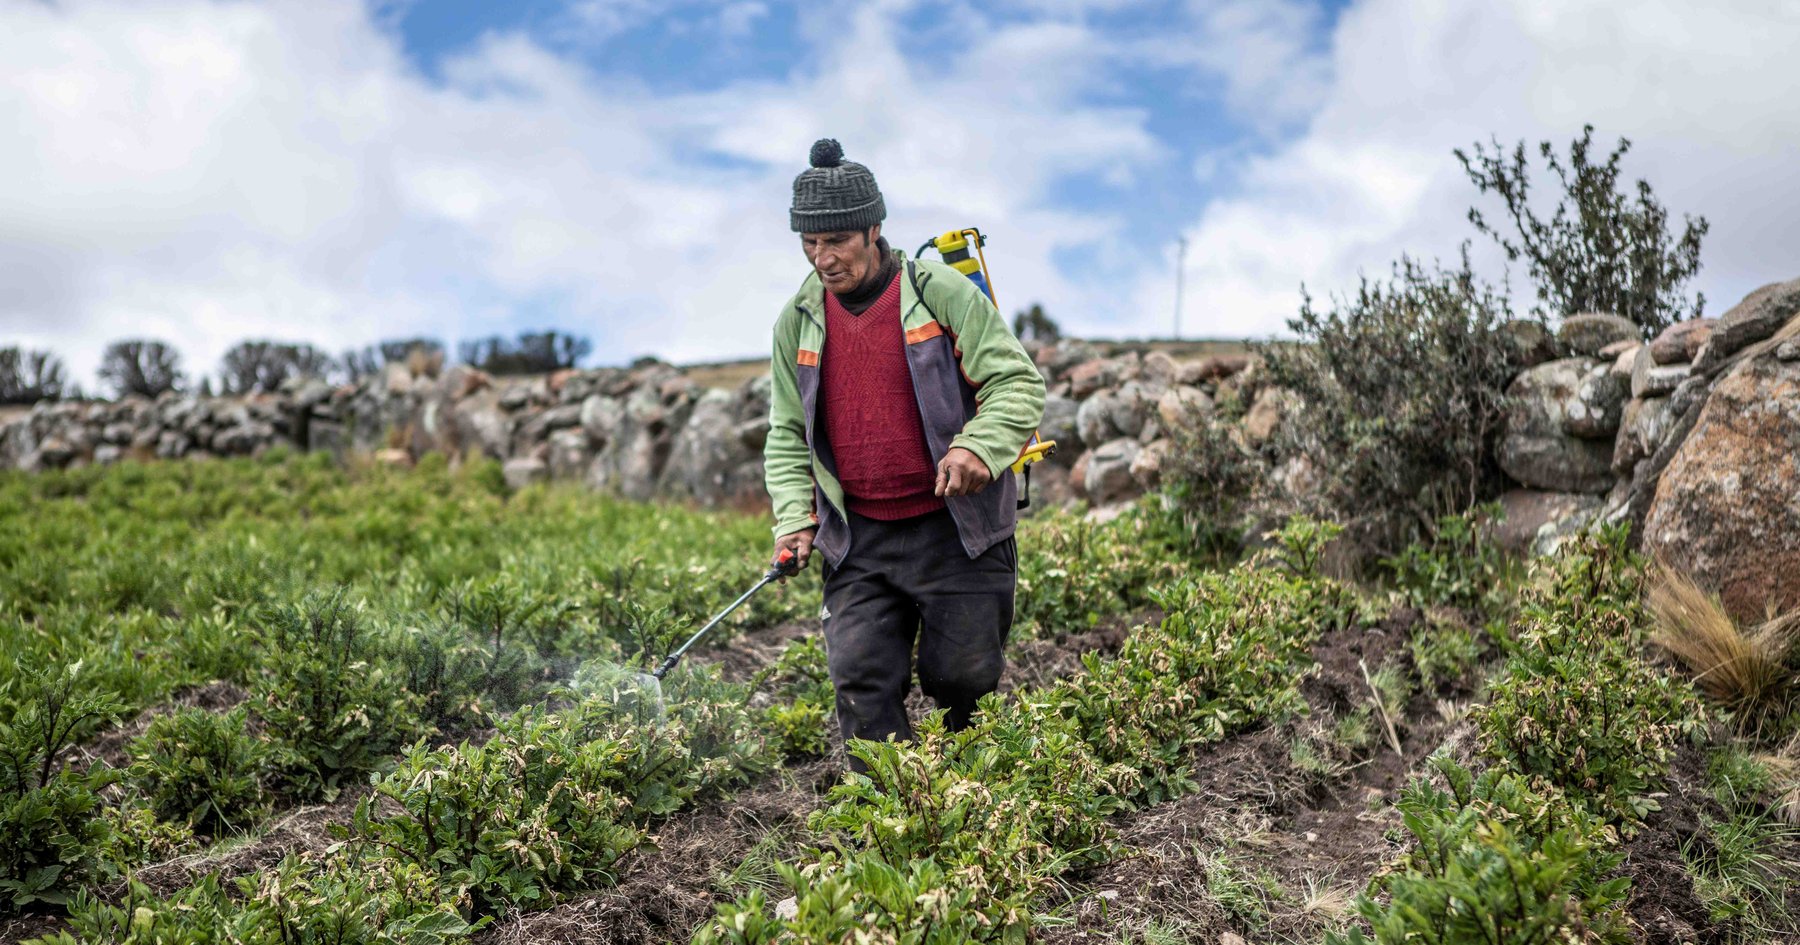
left=909, top=257, right=1042, bottom=510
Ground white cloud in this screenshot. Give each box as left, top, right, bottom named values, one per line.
left=1154, top=0, right=1800, bottom=341
left=0, top=0, right=1163, bottom=388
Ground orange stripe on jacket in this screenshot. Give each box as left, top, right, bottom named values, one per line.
left=904, top=322, right=943, bottom=344
left=797, top=349, right=819, bottom=367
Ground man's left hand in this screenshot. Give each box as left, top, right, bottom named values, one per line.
left=935, top=447, right=992, bottom=497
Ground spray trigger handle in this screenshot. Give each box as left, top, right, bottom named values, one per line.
left=768, top=548, right=801, bottom=580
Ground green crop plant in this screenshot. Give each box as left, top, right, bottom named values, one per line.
left=1013, top=507, right=1178, bottom=637
left=252, top=592, right=425, bottom=801
left=127, top=706, right=269, bottom=837
left=1382, top=504, right=1516, bottom=613
left=1408, top=614, right=1487, bottom=691
left=0, top=667, right=125, bottom=912
left=1331, top=756, right=1632, bottom=945
left=352, top=668, right=772, bottom=916
left=751, top=638, right=835, bottom=759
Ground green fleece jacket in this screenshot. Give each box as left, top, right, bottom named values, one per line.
left=765, top=251, right=1046, bottom=562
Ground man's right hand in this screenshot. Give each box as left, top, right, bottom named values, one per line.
left=774, top=528, right=817, bottom=580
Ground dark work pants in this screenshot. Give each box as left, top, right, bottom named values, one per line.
left=821, top=507, right=1017, bottom=751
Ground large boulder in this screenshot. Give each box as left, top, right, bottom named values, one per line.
left=1499, top=320, right=1559, bottom=371
left=1611, top=396, right=1674, bottom=477
left=1076, top=391, right=1121, bottom=447
left=1494, top=489, right=1604, bottom=556
left=1643, top=352, right=1800, bottom=622
left=1178, top=353, right=1254, bottom=386
left=1497, top=358, right=1615, bottom=493
left=1157, top=385, right=1213, bottom=432
left=1630, top=345, right=1691, bottom=398
left=1108, top=381, right=1157, bottom=440
left=660, top=388, right=760, bottom=505
left=1038, top=393, right=1081, bottom=458
left=1557, top=313, right=1639, bottom=358
left=1242, top=386, right=1295, bottom=447
left=1650, top=318, right=1715, bottom=365
left=502, top=456, right=548, bottom=490
left=1083, top=439, right=1142, bottom=506
left=1693, top=277, right=1800, bottom=372
left=1563, top=363, right=1628, bottom=439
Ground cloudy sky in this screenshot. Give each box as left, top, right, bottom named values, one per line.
left=3, top=0, right=1795, bottom=388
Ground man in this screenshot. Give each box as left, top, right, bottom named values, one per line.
left=764, top=138, right=1047, bottom=755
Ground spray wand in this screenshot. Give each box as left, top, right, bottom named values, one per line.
left=650, top=549, right=801, bottom=681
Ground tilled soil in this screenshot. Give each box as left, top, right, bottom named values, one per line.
left=1042, top=607, right=1457, bottom=943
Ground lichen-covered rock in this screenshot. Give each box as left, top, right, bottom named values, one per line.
left=1557, top=313, right=1639, bottom=357
left=1038, top=393, right=1081, bottom=458
left=1129, top=438, right=1170, bottom=490
left=1630, top=345, right=1691, bottom=398
left=1083, top=438, right=1142, bottom=506
left=1693, top=277, right=1800, bottom=372
left=1611, top=396, right=1673, bottom=477
left=1644, top=353, right=1800, bottom=622
left=1563, top=363, right=1628, bottom=439
left=661, top=389, right=761, bottom=505
left=1242, top=386, right=1295, bottom=447
left=1076, top=391, right=1120, bottom=447
left=1650, top=318, right=1715, bottom=365
left=1157, top=385, right=1212, bottom=432
left=1494, top=489, right=1604, bottom=555
left=547, top=429, right=592, bottom=480
left=1499, top=319, right=1559, bottom=370
left=1497, top=358, right=1614, bottom=493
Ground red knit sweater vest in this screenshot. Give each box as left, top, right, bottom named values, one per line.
left=821, top=272, right=945, bottom=520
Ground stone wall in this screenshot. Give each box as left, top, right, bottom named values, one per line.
left=6, top=278, right=1798, bottom=619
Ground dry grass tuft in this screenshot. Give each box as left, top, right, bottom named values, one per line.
left=1648, top=562, right=1798, bottom=731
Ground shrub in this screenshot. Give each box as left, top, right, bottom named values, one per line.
left=1153, top=407, right=1267, bottom=560
left=252, top=593, right=424, bottom=801
left=1458, top=124, right=1708, bottom=336
left=219, top=340, right=335, bottom=395
left=127, top=707, right=268, bottom=836
left=1261, top=253, right=1524, bottom=552
left=456, top=331, right=589, bottom=375
left=1332, top=756, right=1632, bottom=945
left=1011, top=303, right=1061, bottom=343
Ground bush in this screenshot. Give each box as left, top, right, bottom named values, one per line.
left=1332, top=756, right=1632, bottom=945
left=1013, top=508, right=1176, bottom=637
left=1153, top=407, right=1267, bottom=560
left=1458, top=124, right=1708, bottom=336
left=1261, top=253, right=1525, bottom=552
left=219, top=341, right=335, bottom=395
left=1011, top=303, right=1061, bottom=343
left=457, top=331, right=589, bottom=375
left=127, top=707, right=268, bottom=837
left=751, top=638, right=834, bottom=759
left=251, top=594, right=424, bottom=801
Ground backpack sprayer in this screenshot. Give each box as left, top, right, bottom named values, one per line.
left=647, top=229, right=1055, bottom=688
left=916, top=228, right=1057, bottom=507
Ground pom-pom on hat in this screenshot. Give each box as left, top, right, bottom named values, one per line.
left=790, top=138, right=886, bottom=233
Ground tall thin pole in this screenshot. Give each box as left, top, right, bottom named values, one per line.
left=1173, top=237, right=1187, bottom=340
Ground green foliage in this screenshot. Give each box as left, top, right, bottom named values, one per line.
left=252, top=593, right=424, bottom=801
left=353, top=668, right=772, bottom=916
left=1458, top=124, right=1708, bottom=335
left=1260, top=515, right=1344, bottom=580
left=1383, top=504, right=1515, bottom=612
left=0, top=668, right=125, bottom=913
left=1261, top=253, right=1524, bottom=551
left=751, top=638, right=834, bottom=759
left=1011, top=303, right=1061, bottom=343
left=1013, top=508, right=1176, bottom=637
left=127, top=707, right=268, bottom=836
left=1332, top=756, right=1632, bottom=945
left=1153, top=408, right=1267, bottom=559
left=1408, top=615, right=1487, bottom=691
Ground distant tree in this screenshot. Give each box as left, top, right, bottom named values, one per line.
left=0, top=347, right=70, bottom=404
left=341, top=337, right=445, bottom=383
left=1012, top=304, right=1062, bottom=343
left=198, top=376, right=215, bottom=398
left=219, top=341, right=335, bottom=394
left=1457, top=124, right=1708, bottom=336
left=458, top=330, right=590, bottom=375
left=98, top=339, right=184, bottom=398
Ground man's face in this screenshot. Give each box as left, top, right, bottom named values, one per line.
left=801, top=225, right=881, bottom=294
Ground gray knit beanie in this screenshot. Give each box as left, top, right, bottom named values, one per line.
left=790, top=138, right=886, bottom=233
